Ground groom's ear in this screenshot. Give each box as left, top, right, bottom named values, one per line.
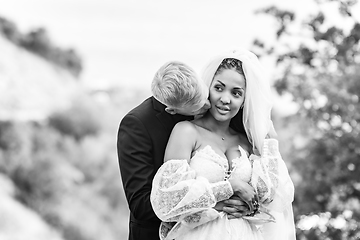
left=165, top=107, right=177, bottom=115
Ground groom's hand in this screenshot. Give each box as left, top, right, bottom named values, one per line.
left=222, top=195, right=250, bottom=219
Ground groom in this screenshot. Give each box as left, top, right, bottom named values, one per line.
left=117, top=61, right=247, bottom=240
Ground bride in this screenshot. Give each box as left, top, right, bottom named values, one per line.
left=150, top=49, right=296, bottom=240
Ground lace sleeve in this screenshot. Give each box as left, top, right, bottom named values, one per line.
left=150, top=159, right=233, bottom=222
left=249, top=139, right=294, bottom=208
left=150, top=159, right=233, bottom=239
left=249, top=139, right=296, bottom=240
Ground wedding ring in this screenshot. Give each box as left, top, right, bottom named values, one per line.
left=252, top=199, right=259, bottom=210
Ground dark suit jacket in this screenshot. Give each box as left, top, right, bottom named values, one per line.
left=117, top=97, right=192, bottom=240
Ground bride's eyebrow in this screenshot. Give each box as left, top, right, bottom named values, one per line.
left=215, top=80, right=225, bottom=86
left=234, top=87, right=244, bottom=91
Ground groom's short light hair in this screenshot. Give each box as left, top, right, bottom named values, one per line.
left=151, top=61, right=207, bottom=109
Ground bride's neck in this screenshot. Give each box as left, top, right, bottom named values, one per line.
left=200, top=113, right=230, bottom=135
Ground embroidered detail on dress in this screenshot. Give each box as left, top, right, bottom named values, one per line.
left=250, top=140, right=281, bottom=204
left=194, top=145, right=228, bottom=171
left=256, top=178, right=268, bottom=201
left=170, top=192, right=215, bottom=217
left=157, top=187, right=189, bottom=217
left=212, top=182, right=233, bottom=202
left=183, top=212, right=202, bottom=223
left=160, top=222, right=176, bottom=239
left=227, top=146, right=253, bottom=182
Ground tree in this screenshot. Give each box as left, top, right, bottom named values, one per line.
left=0, top=16, right=83, bottom=77
left=252, top=0, right=360, bottom=239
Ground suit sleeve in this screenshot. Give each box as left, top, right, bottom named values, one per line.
left=117, top=113, right=159, bottom=221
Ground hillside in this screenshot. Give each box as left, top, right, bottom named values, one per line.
left=0, top=174, right=65, bottom=240
left=0, top=34, right=81, bottom=121
left=0, top=32, right=135, bottom=239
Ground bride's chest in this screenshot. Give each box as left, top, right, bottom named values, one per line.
left=189, top=145, right=252, bottom=183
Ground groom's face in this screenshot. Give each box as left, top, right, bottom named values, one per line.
left=167, top=99, right=210, bottom=116
left=181, top=99, right=211, bottom=116
left=165, top=79, right=211, bottom=116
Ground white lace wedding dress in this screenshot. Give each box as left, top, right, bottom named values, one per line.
left=150, top=139, right=296, bottom=240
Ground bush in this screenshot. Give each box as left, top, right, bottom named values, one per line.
left=0, top=95, right=128, bottom=240
left=49, top=98, right=101, bottom=141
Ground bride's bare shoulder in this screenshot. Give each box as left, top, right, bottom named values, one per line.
left=172, top=121, right=198, bottom=135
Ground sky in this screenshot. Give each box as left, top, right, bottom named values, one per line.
left=0, top=0, right=358, bottom=91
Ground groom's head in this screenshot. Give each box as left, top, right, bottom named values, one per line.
left=151, top=61, right=210, bottom=116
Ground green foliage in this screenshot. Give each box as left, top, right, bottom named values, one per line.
left=0, top=115, right=127, bottom=239
left=0, top=16, right=82, bottom=77
left=255, top=6, right=295, bottom=39
left=253, top=0, right=360, bottom=239
left=49, top=98, right=101, bottom=141
left=0, top=121, right=73, bottom=206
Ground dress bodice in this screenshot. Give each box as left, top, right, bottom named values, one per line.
left=150, top=139, right=296, bottom=240
left=189, top=145, right=252, bottom=183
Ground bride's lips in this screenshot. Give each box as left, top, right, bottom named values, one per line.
left=216, top=105, right=230, bottom=114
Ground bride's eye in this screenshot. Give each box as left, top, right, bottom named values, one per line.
left=233, top=90, right=243, bottom=97
left=214, top=85, right=223, bottom=92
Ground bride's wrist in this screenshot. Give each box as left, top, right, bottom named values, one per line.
left=228, top=178, right=240, bottom=192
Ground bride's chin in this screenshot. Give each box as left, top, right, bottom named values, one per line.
left=209, top=109, right=231, bottom=122
left=213, top=114, right=231, bottom=122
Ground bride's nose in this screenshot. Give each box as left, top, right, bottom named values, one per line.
left=220, top=95, right=230, bottom=104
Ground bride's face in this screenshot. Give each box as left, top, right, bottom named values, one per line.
left=208, top=68, right=246, bottom=122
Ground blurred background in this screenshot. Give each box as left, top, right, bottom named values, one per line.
left=0, top=0, right=359, bottom=239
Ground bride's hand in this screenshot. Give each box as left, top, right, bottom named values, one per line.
left=223, top=195, right=252, bottom=219
left=214, top=201, right=225, bottom=212
left=228, top=178, right=255, bottom=201
left=228, top=178, right=257, bottom=212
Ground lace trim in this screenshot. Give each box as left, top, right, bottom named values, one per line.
left=211, top=181, right=233, bottom=202
left=225, top=145, right=251, bottom=181
left=194, top=145, right=228, bottom=172
left=194, top=145, right=252, bottom=181
left=169, top=191, right=216, bottom=218
left=250, top=139, right=281, bottom=204
left=160, top=222, right=176, bottom=240
left=157, top=187, right=189, bottom=220
left=183, top=212, right=202, bottom=224
left=263, top=139, right=279, bottom=157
